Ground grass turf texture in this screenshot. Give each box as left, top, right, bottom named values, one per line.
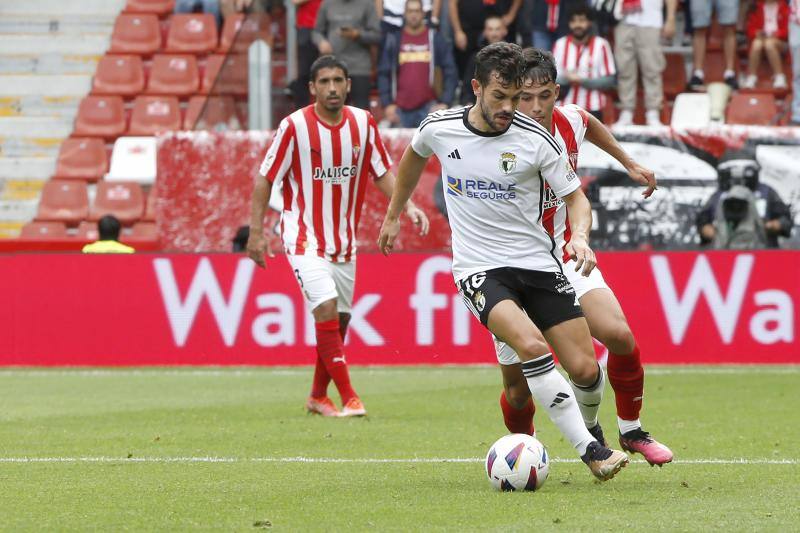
left=0, top=366, right=798, bottom=531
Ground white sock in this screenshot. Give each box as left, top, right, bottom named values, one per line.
left=723, top=69, right=735, bottom=78
left=522, top=354, right=595, bottom=456
left=570, top=363, right=605, bottom=429
left=693, top=69, right=704, bottom=79
left=618, top=417, right=642, bottom=435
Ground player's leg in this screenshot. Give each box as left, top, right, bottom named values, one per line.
left=579, top=287, right=674, bottom=465
left=495, top=339, right=535, bottom=435
left=329, top=260, right=366, bottom=417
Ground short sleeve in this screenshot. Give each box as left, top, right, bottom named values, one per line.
left=540, top=145, right=580, bottom=198
left=410, top=120, right=435, bottom=158
left=259, top=118, right=295, bottom=183
left=561, top=104, right=589, bottom=146
left=368, top=114, right=393, bottom=179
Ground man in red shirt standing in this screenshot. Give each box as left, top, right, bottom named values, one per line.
left=248, top=55, right=429, bottom=417
left=290, top=0, right=323, bottom=108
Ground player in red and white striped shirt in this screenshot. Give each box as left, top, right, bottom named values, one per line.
left=248, top=55, right=429, bottom=418
left=551, top=5, right=616, bottom=118
left=494, top=48, right=674, bottom=467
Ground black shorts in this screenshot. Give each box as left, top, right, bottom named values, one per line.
left=456, top=267, right=584, bottom=331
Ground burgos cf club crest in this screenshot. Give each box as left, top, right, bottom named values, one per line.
left=499, top=152, right=517, bottom=174
left=473, top=290, right=486, bottom=312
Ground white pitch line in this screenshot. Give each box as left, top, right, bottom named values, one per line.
left=0, top=366, right=797, bottom=378
left=0, top=456, right=797, bottom=465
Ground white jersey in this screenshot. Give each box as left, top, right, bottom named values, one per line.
left=543, top=104, right=589, bottom=263
left=411, top=106, right=580, bottom=281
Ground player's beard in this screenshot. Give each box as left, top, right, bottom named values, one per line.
left=479, top=95, right=513, bottom=132
left=322, top=92, right=345, bottom=113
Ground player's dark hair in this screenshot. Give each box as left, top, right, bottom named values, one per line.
left=568, top=4, right=594, bottom=21
left=310, top=55, right=349, bottom=82
left=98, top=214, right=122, bottom=241
left=474, top=42, right=525, bottom=87
left=522, top=47, right=558, bottom=86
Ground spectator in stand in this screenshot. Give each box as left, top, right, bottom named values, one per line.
left=614, top=0, right=676, bottom=126
left=459, top=15, right=508, bottom=104
left=696, top=151, right=792, bottom=249
left=552, top=5, right=616, bottom=120
left=688, top=0, right=740, bottom=90
left=175, top=0, right=222, bottom=27
left=449, top=0, right=522, bottom=79
left=743, top=0, right=789, bottom=88
left=378, top=0, right=457, bottom=126
left=530, top=0, right=587, bottom=50
left=290, top=0, right=323, bottom=107
left=82, top=215, right=135, bottom=254
left=313, top=0, right=382, bottom=110
left=791, top=0, right=800, bottom=123
left=376, top=0, right=443, bottom=36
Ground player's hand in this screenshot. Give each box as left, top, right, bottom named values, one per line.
left=339, top=27, right=360, bottom=40
left=405, top=204, right=430, bottom=236
left=662, top=17, right=676, bottom=40
left=246, top=231, right=273, bottom=268
left=625, top=161, right=657, bottom=198
left=566, top=235, right=596, bottom=277
left=318, top=39, right=333, bottom=55
left=455, top=30, right=468, bottom=51
left=378, top=216, right=401, bottom=255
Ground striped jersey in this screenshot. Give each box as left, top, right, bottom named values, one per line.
left=411, top=106, right=580, bottom=281
left=541, top=104, right=589, bottom=263
left=551, top=35, right=615, bottom=112
left=259, top=105, right=392, bottom=262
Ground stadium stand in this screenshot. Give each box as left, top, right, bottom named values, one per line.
left=73, top=95, right=127, bottom=139
left=90, top=181, right=144, bottom=224
left=122, top=0, right=176, bottom=17
left=36, top=179, right=90, bottom=226
left=53, top=138, right=109, bottom=181
left=146, top=54, right=200, bottom=96
left=19, top=220, right=68, bottom=239
left=92, top=54, right=146, bottom=97
left=128, top=96, right=181, bottom=135
left=165, top=14, right=219, bottom=54
left=725, top=92, right=779, bottom=125
left=109, top=14, right=161, bottom=55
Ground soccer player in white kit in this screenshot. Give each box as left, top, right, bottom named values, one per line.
left=494, top=48, right=673, bottom=466
left=379, top=42, right=629, bottom=481
left=248, top=55, right=429, bottom=418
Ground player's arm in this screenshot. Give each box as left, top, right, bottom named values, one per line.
left=378, top=146, right=430, bottom=255
left=374, top=170, right=431, bottom=236
left=247, top=178, right=274, bottom=267
left=561, top=188, right=596, bottom=277
left=584, top=112, right=657, bottom=198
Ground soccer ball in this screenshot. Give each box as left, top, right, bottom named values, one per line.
left=485, top=434, right=549, bottom=491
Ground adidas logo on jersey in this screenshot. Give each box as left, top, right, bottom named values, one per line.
left=447, top=149, right=462, bottom=159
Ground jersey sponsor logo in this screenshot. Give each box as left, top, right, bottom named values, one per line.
left=446, top=176, right=517, bottom=200
left=312, top=165, right=358, bottom=184
left=499, top=152, right=517, bottom=174
left=542, top=187, right=564, bottom=210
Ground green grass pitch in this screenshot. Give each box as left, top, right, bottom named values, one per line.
left=0, top=365, right=798, bottom=531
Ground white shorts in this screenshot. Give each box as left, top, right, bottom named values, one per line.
left=286, top=254, right=356, bottom=313
left=494, top=261, right=610, bottom=365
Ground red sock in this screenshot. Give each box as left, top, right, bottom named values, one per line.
left=499, top=390, right=536, bottom=435
left=310, top=356, right=331, bottom=398
left=315, top=319, right=357, bottom=404
left=607, top=344, right=644, bottom=421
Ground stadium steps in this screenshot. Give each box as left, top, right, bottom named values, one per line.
left=0, top=3, right=122, bottom=238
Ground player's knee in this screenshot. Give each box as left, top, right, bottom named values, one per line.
left=752, top=39, right=764, bottom=50
left=515, top=337, right=549, bottom=361
left=505, top=382, right=531, bottom=409
left=570, top=359, right=600, bottom=387
left=313, top=299, right=339, bottom=322
left=600, top=324, right=636, bottom=355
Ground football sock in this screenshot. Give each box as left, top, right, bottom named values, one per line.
left=569, top=362, right=605, bottom=429
left=310, top=355, right=331, bottom=398
left=522, top=353, right=594, bottom=456
left=499, top=390, right=535, bottom=435
left=607, top=343, right=645, bottom=431
left=315, top=318, right=356, bottom=404
left=618, top=417, right=642, bottom=435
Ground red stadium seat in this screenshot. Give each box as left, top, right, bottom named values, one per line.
left=124, top=0, right=175, bottom=16
left=202, top=54, right=247, bottom=96
left=36, top=179, right=90, bottom=226
left=54, top=138, right=108, bottom=181
left=75, top=220, right=99, bottom=241
left=91, top=181, right=145, bottom=224
left=19, top=221, right=68, bottom=239
left=218, top=13, right=273, bottom=53
left=92, top=54, right=145, bottom=97
left=165, top=14, right=218, bottom=54
left=109, top=14, right=161, bottom=55
left=184, top=95, right=241, bottom=129
left=146, top=54, right=199, bottom=96
left=128, top=221, right=159, bottom=240
left=663, top=54, right=687, bottom=99
left=725, top=93, right=778, bottom=125
left=73, top=96, right=127, bottom=139
left=143, top=190, right=157, bottom=220
left=128, top=95, right=181, bottom=135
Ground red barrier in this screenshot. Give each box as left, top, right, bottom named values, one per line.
left=0, top=250, right=797, bottom=365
